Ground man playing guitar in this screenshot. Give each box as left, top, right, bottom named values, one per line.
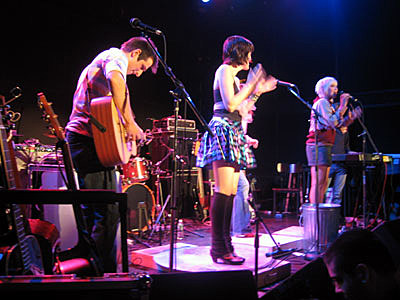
left=64, top=36, right=158, bottom=272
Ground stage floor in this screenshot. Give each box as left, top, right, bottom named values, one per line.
left=124, top=212, right=313, bottom=294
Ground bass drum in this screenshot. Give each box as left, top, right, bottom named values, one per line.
left=123, top=183, right=155, bottom=232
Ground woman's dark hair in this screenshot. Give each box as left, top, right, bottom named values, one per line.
left=121, top=36, right=159, bottom=74
left=222, top=35, right=254, bottom=67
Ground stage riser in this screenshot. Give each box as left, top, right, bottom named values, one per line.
left=0, top=275, right=150, bottom=300
left=149, top=270, right=258, bottom=300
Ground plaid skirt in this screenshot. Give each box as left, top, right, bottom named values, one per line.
left=196, top=116, right=248, bottom=169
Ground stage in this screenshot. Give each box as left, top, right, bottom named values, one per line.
left=4, top=207, right=398, bottom=299
left=124, top=213, right=333, bottom=299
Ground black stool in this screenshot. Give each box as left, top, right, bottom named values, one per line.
left=272, top=163, right=305, bottom=215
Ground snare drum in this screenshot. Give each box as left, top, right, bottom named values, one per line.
left=121, top=157, right=150, bottom=186
left=123, top=183, right=155, bottom=231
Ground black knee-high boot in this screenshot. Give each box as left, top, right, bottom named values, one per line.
left=210, top=193, right=245, bottom=265
left=224, top=194, right=234, bottom=253
left=210, top=192, right=229, bottom=258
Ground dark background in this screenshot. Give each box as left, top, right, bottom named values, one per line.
left=1, top=0, right=399, bottom=199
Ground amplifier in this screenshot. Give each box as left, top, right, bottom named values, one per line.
left=14, top=142, right=62, bottom=171
left=151, top=129, right=198, bottom=141
left=153, top=117, right=196, bottom=131
left=149, top=130, right=198, bottom=173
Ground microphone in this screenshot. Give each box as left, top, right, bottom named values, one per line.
left=129, top=18, right=162, bottom=36
left=339, top=91, right=358, bottom=104
left=277, top=80, right=296, bottom=88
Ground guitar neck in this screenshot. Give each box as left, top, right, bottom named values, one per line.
left=57, top=140, right=79, bottom=191
left=196, top=167, right=205, bottom=202
left=12, top=204, right=33, bottom=270
left=0, top=122, right=17, bottom=189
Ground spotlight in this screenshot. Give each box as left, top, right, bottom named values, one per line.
left=201, top=0, right=211, bottom=3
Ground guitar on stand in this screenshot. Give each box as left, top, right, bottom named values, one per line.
left=0, top=105, right=44, bottom=275
left=37, top=92, right=103, bottom=276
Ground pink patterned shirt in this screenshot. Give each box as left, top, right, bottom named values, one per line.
left=65, top=48, right=128, bottom=137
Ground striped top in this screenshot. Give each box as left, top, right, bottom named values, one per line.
left=65, top=48, right=129, bottom=137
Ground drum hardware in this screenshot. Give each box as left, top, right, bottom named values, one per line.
left=149, top=164, right=206, bottom=241
left=147, top=143, right=193, bottom=242
left=148, top=153, right=172, bottom=243
left=138, top=128, right=154, bottom=147
left=121, top=156, right=151, bottom=187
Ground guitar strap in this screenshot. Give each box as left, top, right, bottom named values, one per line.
left=85, top=68, right=132, bottom=132
left=84, top=68, right=107, bottom=133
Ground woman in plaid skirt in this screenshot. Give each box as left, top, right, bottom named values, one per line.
left=196, top=35, right=277, bottom=265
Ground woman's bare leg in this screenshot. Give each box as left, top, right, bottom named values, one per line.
left=309, top=165, right=330, bottom=204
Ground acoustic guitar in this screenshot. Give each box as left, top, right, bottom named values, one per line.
left=90, top=96, right=137, bottom=167
left=0, top=106, right=44, bottom=275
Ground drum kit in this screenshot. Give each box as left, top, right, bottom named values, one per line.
left=118, top=116, right=204, bottom=239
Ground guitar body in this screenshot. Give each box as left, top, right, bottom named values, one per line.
left=28, top=218, right=60, bottom=274
left=90, top=96, right=136, bottom=167
left=0, top=235, right=44, bottom=275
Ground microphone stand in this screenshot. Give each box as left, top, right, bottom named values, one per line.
left=286, top=86, right=330, bottom=260
left=352, top=104, right=380, bottom=228
left=248, top=177, right=295, bottom=286
left=137, top=30, right=213, bottom=272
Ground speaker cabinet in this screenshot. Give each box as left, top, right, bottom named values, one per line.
left=149, top=270, right=258, bottom=300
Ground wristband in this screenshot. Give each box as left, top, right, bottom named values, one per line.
left=251, top=94, right=260, bottom=102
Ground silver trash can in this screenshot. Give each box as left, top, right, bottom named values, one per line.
left=301, top=203, right=341, bottom=252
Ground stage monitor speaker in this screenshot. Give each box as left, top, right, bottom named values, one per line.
left=149, top=270, right=258, bottom=300
left=0, top=274, right=150, bottom=300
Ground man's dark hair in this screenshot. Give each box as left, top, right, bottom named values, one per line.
left=323, top=228, right=396, bottom=275
left=121, top=36, right=159, bottom=74
left=222, top=35, right=254, bottom=67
